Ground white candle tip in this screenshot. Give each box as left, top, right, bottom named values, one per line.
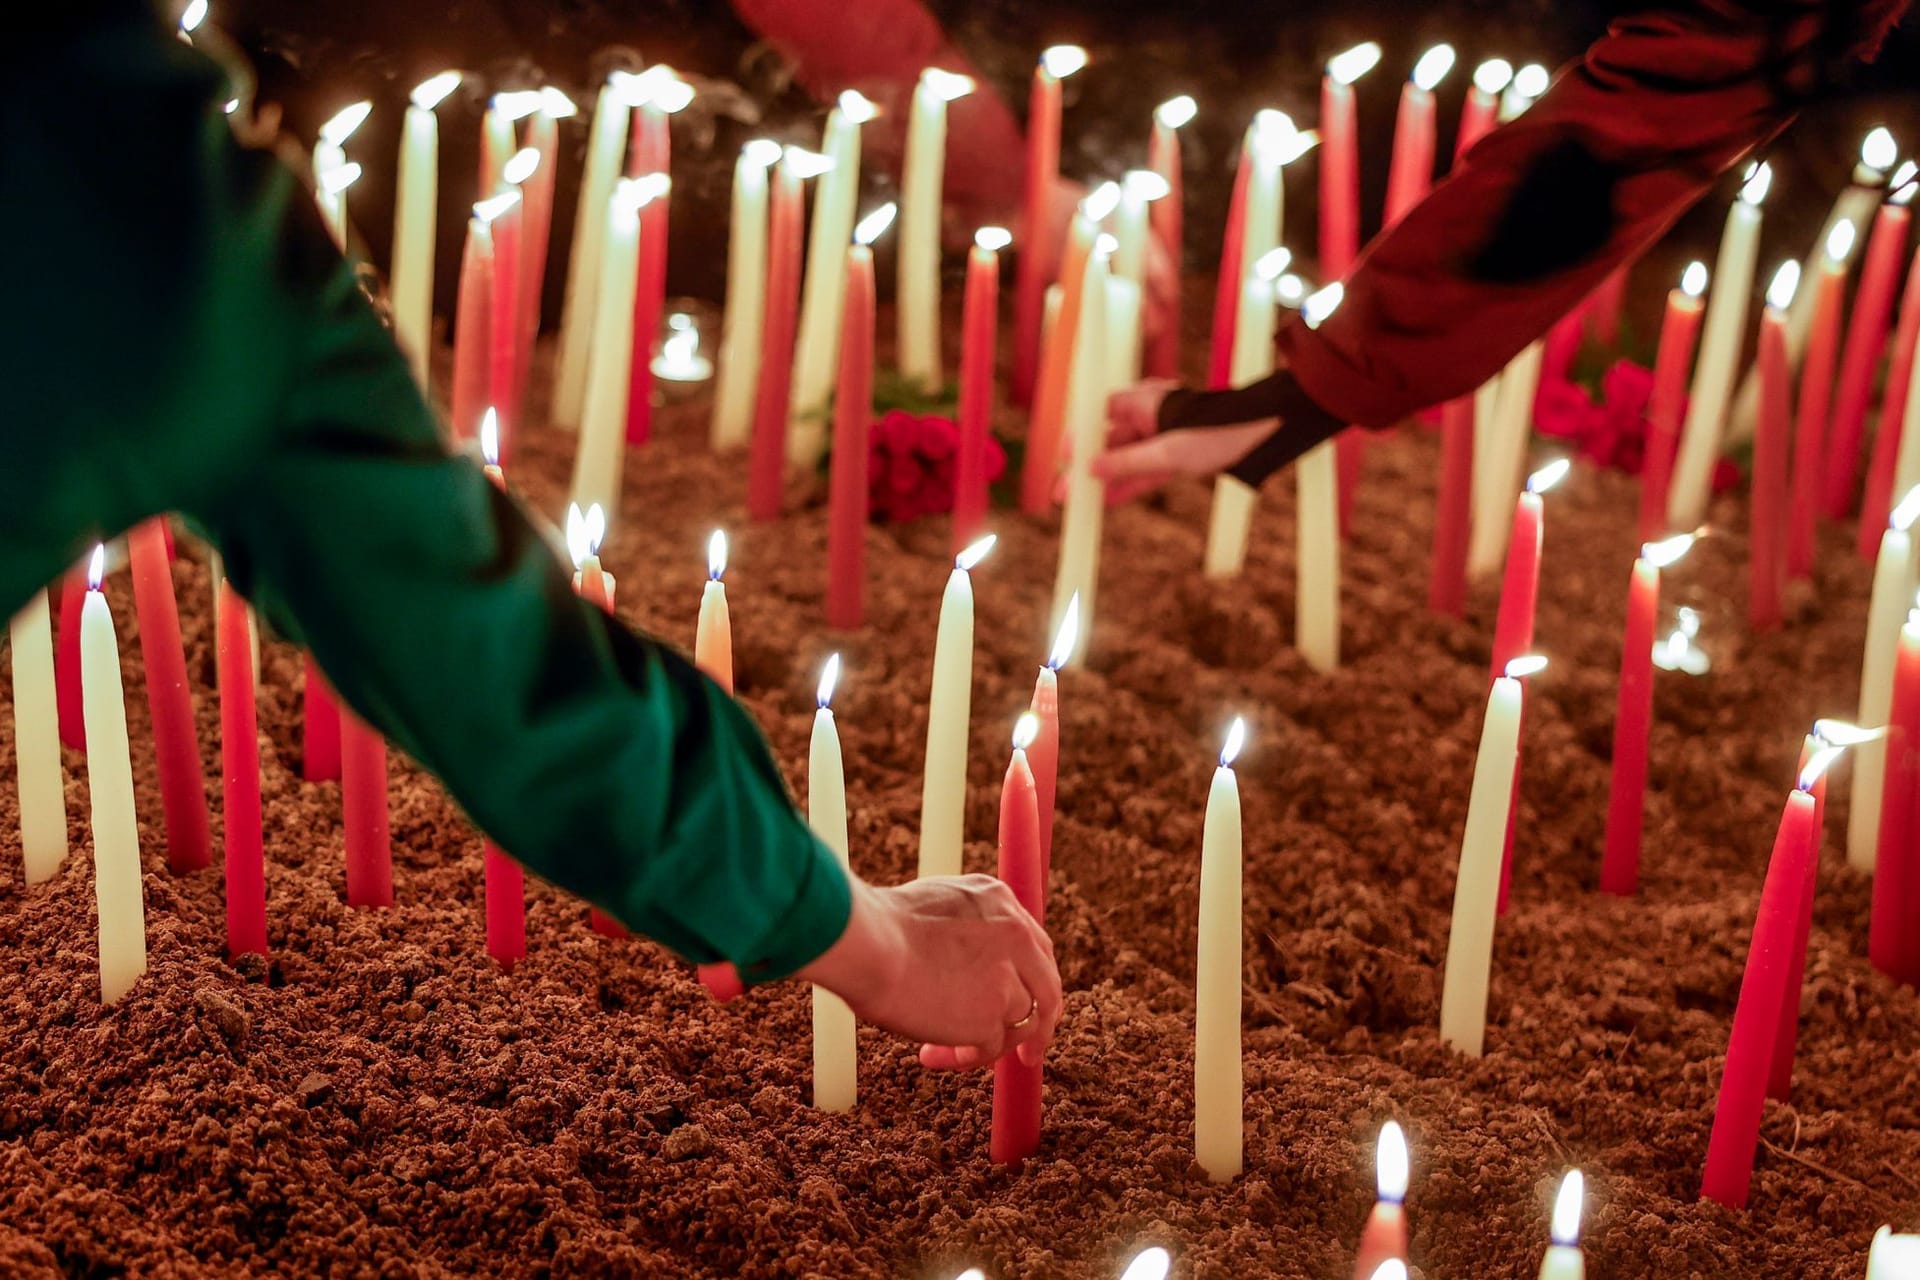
left=1094, top=232, right=1120, bottom=258
left=1327, top=42, right=1384, bottom=85
left=411, top=70, right=462, bottom=111
left=318, top=161, right=362, bottom=197
left=1799, top=744, right=1844, bottom=791
left=87, top=545, right=106, bottom=591
left=539, top=85, right=578, bottom=118
left=743, top=138, right=785, bottom=167
left=1275, top=273, right=1309, bottom=306
left=1766, top=260, right=1801, bottom=310
left=1124, top=169, right=1172, bottom=202
left=1506, top=655, right=1548, bottom=679
left=1013, top=711, right=1041, bottom=752
left=818, top=653, right=841, bottom=708
left=783, top=146, right=836, bottom=179
left=1863, top=125, right=1898, bottom=173
left=1040, top=45, right=1089, bottom=80
left=1155, top=94, right=1198, bottom=129
left=1220, top=717, right=1246, bottom=768
left=474, top=190, right=522, bottom=223
left=1550, top=1169, right=1585, bottom=1247
left=479, top=407, right=500, bottom=466
left=1740, top=161, right=1773, bottom=206
left=922, top=67, right=976, bottom=101
left=707, top=529, right=729, bottom=581
left=1302, top=281, right=1344, bottom=329
left=956, top=533, right=997, bottom=572
left=1642, top=532, right=1696, bottom=568
left=854, top=202, right=898, bottom=245
left=838, top=89, right=880, bottom=124
left=1368, top=1263, right=1409, bottom=1280
left=1377, top=1120, right=1410, bottom=1202
left=1119, top=1246, right=1172, bottom=1280
left=319, top=100, right=372, bottom=147
left=1049, top=594, right=1081, bottom=671
left=1253, top=247, right=1292, bottom=282
left=1412, top=44, right=1457, bottom=92
left=492, top=89, right=544, bottom=122
left=503, top=146, right=541, bottom=186
left=1512, top=63, right=1550, bottom=98
left=1526, top=458, right=1571, bottom=495
left=180, top=0, right=209, bottom=32
left=1472, top=58, right=1515, bottom=95
left=1813, top=719, right=1884, bottom=747
left=1892, top=485, right=1920, bottom=532
left=1681, top=261, right=1709, bottom=297
left=975, top=225, right=1013, bottom=252
left=1083, top=181, right=1123, bottom=223
left=1825, top=219, right=1857, bottom=262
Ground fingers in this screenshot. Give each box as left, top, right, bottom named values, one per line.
left=1092, top=435, right=1177, bottom=485
left=1008, top=922, right=1063, bottom=1069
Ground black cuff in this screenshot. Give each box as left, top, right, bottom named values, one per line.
left=1157, top=371, right=1347, bottom=489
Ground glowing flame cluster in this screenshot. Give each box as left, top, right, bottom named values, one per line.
left=1653, top=606, right=1710, bottom=675
left=564, top=502, right=606, bottom=568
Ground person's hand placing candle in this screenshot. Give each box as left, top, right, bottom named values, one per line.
left=1092, top=378, right=1281, bottom=506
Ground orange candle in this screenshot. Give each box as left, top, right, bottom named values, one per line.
left=56, top=564, right=87, bottom=752
left=1013, top=47, right=1086, bottom=407
left=748, top=156, right=805, bottom=521
left=1146, top=94, right=1195, bottom=379
left=515, top=92, right=573, bottom=415
left=1786, top=223, right=1855, bottom=582
left=1021, top=186, right=1112, bottom=513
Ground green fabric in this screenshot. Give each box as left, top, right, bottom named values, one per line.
left=1, top=3, right=849, bottom=981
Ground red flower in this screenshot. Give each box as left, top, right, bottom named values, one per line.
left=1529, top=359, right=1691, bottom=481
left=868, top=411, right=1005, bottom=523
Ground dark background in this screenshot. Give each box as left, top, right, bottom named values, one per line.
left=216, top=0, right=1920, bottom=345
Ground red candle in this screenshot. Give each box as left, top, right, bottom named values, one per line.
left=302, top=659, right=341, bottom=782
left=1383, top=47, right=1452, bottom=229
left=1013, top=47, right=1084, bottom=408
left=488, top=159, right=529, bottom=460
left=1750, top=275, right=1797, bottom=629
left=128, top=517, right=211, bottom=875
left=217, top=581, right=266, bottom=959
left=1600, top=536, right=1696, bottom=896
left=1786, top=224, right=1855, bottom=582
left=1824, top=196, right=1912, bottom=520
left=515, top=101, right=566, bottom=417
left=1427, top=397, right=1475, bottom=618
left=563, top=503, right=628, bottom=940
left=449, top=203, right=502, bottom=445
left=1031, top=595, right=1077, bottom=878
left=954, top=228, right=1007, bottom=553
left=1146, top=95, right=1194, bottom=380
left=1322, top=45, right=1379, bottom=538
left=828, top=212, right=885, bottom=630
left=1770, top=732, right=1839, bottom=1101
left=1488, top=462, right=1566, bottom=679
left=1858, top=240, right=1920, bottom=557
left=475, top=454, right=527, bottom=962
left=340, top=706, right=391, bottom=908
left=990, top=713, right=1046, bottom=1165
left=56, top=564, right=86, bottom=752
left=1453, top=61, right=1510, bottom=163
left=1870, top=616, right=1920, bottom=985
left=1637, top=263, right=1708, bottom=542
left=1207, top=136, right=1253, bottom=391
left=748, top=156, right=804, bottom=522
left=1353, top=1120, right=1410, bottom=1280
left=625, top=99, right=672, bottom=446
left=1699, top=760, right=1826, bottom=1208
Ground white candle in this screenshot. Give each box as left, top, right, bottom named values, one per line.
left=1850, top=485, right=1920, bottom=871
left=1050, top=247, right=1112, bottom=664
left=1242, top=111, right=1297, bottom=270
left=554, top=74, right=643, bottom=430
left=1113, top=169, right=1170, bottom=291
left=711, top=140, right=783, bottom=449
left=391, top=72, right=459, bottom=389
left=898, top=68, right=975, bottom=392
left=9, top=586, right=67, bottom=885
left=1668, top=163, right=1769, bottom=530
left=79, top=547, right=147, bottom=1004
left=1104, top=273, right=1144, bottom=390
left=1538, top=1170, right=1586, bottom=1280
left=1895, top=322, right=1920, bottom=511
left=1204, top=247, right=1290, bottom=578
left=1195, top=717, right=1247, bottom=1183
left=1470, top=339, right=1546, bottom=578
left=918, top=534, right=995, bottom=880
left=1867, top=1226, right=1920, bottom=1279
left=809, top=654, right=856, bottom=1111
left=694, top=531, right=734, bottom=693
left=789, top=92, right=878, bottom=461
left=313, top=101, right=370, bottom=250
left=1439, top=655, right=1544, bottom=1055
left=1296, top=282, right=1345, bottom=673
left=569, top=176, right=665, bottom=528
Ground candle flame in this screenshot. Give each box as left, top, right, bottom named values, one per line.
left=224, top=98, right=239, bottom=115
left=613, top=66, right=692, bottom=113
left=1124, top=169, right=1172, bottom=202
left=1825, top=219, right=1857, bottom=263
left=1275, top=273, right=1309, bottom=306
left=613, top=173, right=672, bottom=215
left=1412, top=44, right=1457, bottom=92
left=653, top=75, right=696, bottom=115
left=1302, top=281, right=1344, bottom=330
left=1253, top=247, right=1292, bottom=282
left=1863, top=126, right=1898, bottom=173
left=1799, top=744, right=1844, bottom=791
left=1327, top=42, right=1383, bottom=86
left=1642, top=532, right=1697, bottom=568
left=956, top=533, right=997, bottom=572
left=1766, top=260, right=1801, bottom=310
left=607, top=69, right=652, bottom=107
left=838, top=89, right=880, bottom=124
left=1220, top=717, right=1246, bottom=768
left=1273, top=128, right=1321, bottom=166
left=1550, top=1170, right=1585, bottom=1247
left=1506, top=654, right=1548, bottom=679
left=492, top=89, right=543, bottom=123
left=503, top=146, right=541, bottom=186
left=1526, top=458, right=1571, bottom=495
left=707, top=529, right=728, bottom=581
left=1472, top=58, right=1515, bottom=95
left=1376, top=1120, right=1410, bottom=1203
left=975, top=225, right=1013, bottom=252
left=319, top=101, right=372, bottom=147
left=1040, top=45, right=1089, bottom=79
left=180, top=0, right=208, bottom=31
left=1681, top=261, right=1709, bottom=298
left=1369, top=1263, right=1409, bottom=1280
left=1890, top=484, right=1920, bottom=532
left=411, top=71, right=462, bottom=111
left=853, top=202, right=899, bottom=246
left=1739, top=161, right=1772, bottom=206
left=1512, top=63, right=1550, bottom=98
left=1118, top=1247, right=1172, bottom=1280
left=784, top=146, right=836, bottom=179
left=1094, top=232, right=1120, bottom=258
left=817, top=653, right=841, bottom=709
left=1082, top=180, right=1123, bottom=223
left=479, top=407, right=499, bottom=466
left=564, top=503, right=595, bottom=567
left=1049, top=593, right=1081, bottom=671
left=87, top=545, right=106, bottom=592
left=318, top=161, right=362, bottom=197
left=1252, top=110, right=1316, bottom=167
left=1813, top=719, right=1885, bottom=747
left=1892, top=160, right=1919, bottom=190
left=922, top=68, right=976, bottom=101
left=953, top=1271, right=986, bottom=1280
left=743, top=138, right=785, bottom=168
left=1013, top=711, right=1041, bottom=752
left=539, top=86, right=578, bottom=118
left=1155, top=94, right=1198, bottom=130
left=1895, top=180, right=1919, bottom=208
left=474, top=190, right=521, bottom=223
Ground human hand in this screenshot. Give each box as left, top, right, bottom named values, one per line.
left=798, top=875, right=1062, bottom=1070
left=1093, top=380, right=1278, bottom=504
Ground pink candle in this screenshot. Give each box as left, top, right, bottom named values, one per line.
left=625, top=101, right=671, bottom=445
left=748, top=157, right=803, bottom=522
left=449, top=203, right=502, bottom=444
left=1824, top=195, right=1912, bottom=520
left=1601, top=536, right=1695, bottom=896
left=1452, top=60, right=1510, bottom=163
left=990, top=713, right=1046, bottom=1165
left=1031, top=595, right=1077, bottom=878
left=954, top=228, right=1007, bottom=553
left=340, top=705, right=391, bottom=908
left=1750, top=273, right=1797, bottom=629
left=1858, top=238, right=1920, bottom=557
left=1146, top=95, right=1194, bottom=379
left=1871, top=616, right=1920, bottom=986
left=1786, top=225, right=1854, bottom=582
left=1427, top=395, right=1475, bottom=618
left=1383, top=47, right=1452, bottom=229
left=1013, top=48, right=1084, bottom=407
left=1637, top=263, right=1707, bottom=541
left=828, top=211, right=886, bottom=630
left=128, top=517, right=211, bottom=875
left=1207, top=136, right=1254, bottom=391
left=1353, top=1120, right=1410, bottom=1280
left=303, top=660, right=341, bottom=782
left=218, top=581, right=266, bottom=959
left=56, top=564, right=86, bottom=752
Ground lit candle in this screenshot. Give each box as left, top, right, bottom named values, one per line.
left=953, top=225, right=1009, bottom=552
left=791, top=91, right=878, bottom=462
left=918, top=534, right=996, bottom=880
left=625, top=68, right=693, bottom=448
left=1776, top=126, right=1894, bottom=370
left=1501, top=63, right=1549, bottom=121
left=472, top=450, right=526, bottom=965
left=514, top=88, right=574, bottom=407
left=1851, top=490, right=1920, bottom=873
left=1384, top=45, right=1454, bottom=228
left=1353, top=1120, right=1410, bottom=1279
left=1050, top=244, right=1112, bottom=663
left=1859, top=186, right=1920, bottom=556
left=1208, top=131, right=1255, bottom=392
left=1872, top=609, right=1920, bottom=986
left=385, top=72, right=459, bottom=390
left=554, top=73, right=641, bottom=430
left=79, top=547, right=147, bottom=1003
left=1114, top=169, right=1170, bottom=292
left=1787, top=219, right=1857, bottom=581
left=694, top=530, right=733, bottom=694
left=1867, top=1227, right=1920, bottom=1279
left=313, top=101, right=370, bottom=250
left=340, top=704, right=391, bottom=908
left=1700, top=745, right=1837, bottom=1208
left=1013, top=45, right=1087, bottom=407
left=56, top=566, right=86, bottom=752
left=1195, top=717, right=1247, bottom=1183
left=125, top=518, right=211, bottom=875
left=1439, top=655, right=1544, bottom=1057
left=1538, top=1171, right=1586, bottom=1280
left=1637, top=261, right=1709, bottom=541
left=712, top=140, right=783, bottom=450
left=1320, top=42, right=1380, bottom=278
left=1827, top=172, right=1914, bottom=520
left=1205, top=246, right=1291, bottom=579
left=10, top=586, right=66, bottom=885
left=1470, top=341, right=1548, bottom=579
left=1751, top=261, right=1800, bottom=630
left=1296, top=283, right=1345, bottom=673
left=828, top=203, right=894, bottom=630
left=1455, top=59, right=1512, bottom=160
left=1490, top=459, right=1570, bottom=679
left=489, top=145, right=540, bottom=457
left=810, top=655, right=856, bottom=1111
left=480, top=89, right=539, bottom=199
left=570, top=176, right=666, bottom=531
left=747, top=149, right=822, bottom=521
left=1427, top=394, right=1477, bottom=618
left=1601, top=534, right=1698, bottom=896
left=1146, top=93, right=1196, bottom=380
left=450, top=194, right=517, bottom=445
left=899, top=67, right=976, bottom=392
left=1022, top=183, right=1114, bottom=513
left=217, top=579, right=265, bottom=958
left=1368, top=1265, right=1408, bottom=1280
left=991, top=711, right=1046, bottom=1165
left=1030, top=595, right=1076, bottom=878
left=1668, top=162, right=1769, bottom=530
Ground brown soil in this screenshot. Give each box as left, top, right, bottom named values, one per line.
left=2, top=335, right=1917, bottom=1279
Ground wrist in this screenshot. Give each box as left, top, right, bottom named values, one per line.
left=796, top=878, right=900, bottom=1007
